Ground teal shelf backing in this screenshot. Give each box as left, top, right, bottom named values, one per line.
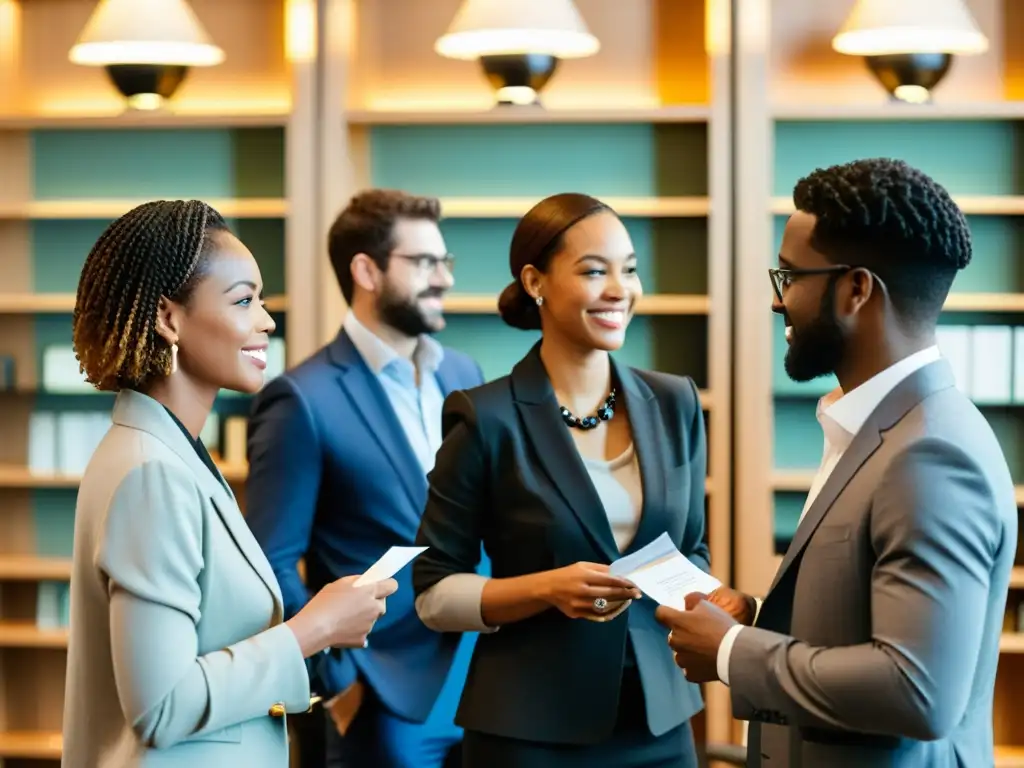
left=773, top=120, right=1024, bottom=197
left=30, top=217, right=286, bottom=296
left=369, top=124, right=709, bottom=198
left=31, top=127, right=286, bottom=200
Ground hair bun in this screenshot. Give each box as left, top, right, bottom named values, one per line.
left=497, top=280, right=541, bottom=331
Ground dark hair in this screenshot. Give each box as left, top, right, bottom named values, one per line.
left=793, top=157, right=972, bottom=326
left=498, top=193, right=614, bottom=330
left=72, top=199, right=228, bottom=392
left=327, top=189, right=442, bottom=304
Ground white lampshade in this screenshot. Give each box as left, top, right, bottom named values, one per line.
left=69, top=0, right=224, bottom=67
left=832, top=0, right=988, bottom=56
left=435, top=0, right=599, bottom=60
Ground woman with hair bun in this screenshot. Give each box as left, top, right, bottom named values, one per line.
left=412, top=192, right=709, bottom=767
left=62, top=199, right=398, bottom=768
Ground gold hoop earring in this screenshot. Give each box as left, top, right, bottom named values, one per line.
left=170, top=343, right=178, bottom=374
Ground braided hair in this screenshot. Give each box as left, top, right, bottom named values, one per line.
left=72, top=199, right=228, bottom=392
left=792, top=157, right=972, bottom=325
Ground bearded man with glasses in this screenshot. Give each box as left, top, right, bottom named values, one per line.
left=245, top=189, right=486, bottom=768
left=656, top=157, right=1015, bottom=768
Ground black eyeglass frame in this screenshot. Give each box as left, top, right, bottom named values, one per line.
left=768, top=265, right=852, bottom=302
left=393, top=253, right=456, bottom=273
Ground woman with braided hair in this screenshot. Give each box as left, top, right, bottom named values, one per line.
left=61, top=200, right=398, bottom=768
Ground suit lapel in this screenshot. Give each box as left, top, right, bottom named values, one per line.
left=768, top=359, right=957, bottom=594
left=513, top=345, right=649, bottom=563
left=329, top=332, right=426, bottom=512
left=111, top=390, right=285, bottom=616
left=614, top=363, right=667, bottom=555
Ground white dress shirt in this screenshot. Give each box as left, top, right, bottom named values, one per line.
left=716, top=345, right=942, bottom=685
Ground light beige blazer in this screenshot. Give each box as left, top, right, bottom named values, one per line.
left=61, top=389, right=313, bottom=768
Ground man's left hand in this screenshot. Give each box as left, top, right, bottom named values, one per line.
left=654, top=592, right=739, bottom=684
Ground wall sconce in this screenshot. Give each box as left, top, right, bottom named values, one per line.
left=435, top=0, right=599, bottom=107
left=832, top=0, right=988, bottom=104
left=69, top=0, right=224, bottom=111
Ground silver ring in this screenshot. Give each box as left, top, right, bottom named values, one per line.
left=593, top=597, right=608, bottom=612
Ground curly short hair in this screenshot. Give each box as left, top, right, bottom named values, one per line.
left=793, top=157, right=972, bottom=325
left=72, top=199, right=228, bottom=392
left=327, top=189, right=442, bottom=304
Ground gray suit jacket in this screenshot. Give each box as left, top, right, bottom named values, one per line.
left=62, top=390, right=312, bottom=768
left=732, top=359, right=1016, bottom=768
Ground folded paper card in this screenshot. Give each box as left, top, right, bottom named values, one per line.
left=609, top=532, right=720, bottom=610
left=354, top=546, right=428, bottom=587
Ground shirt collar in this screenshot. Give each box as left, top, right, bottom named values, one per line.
left=343, top=309, right=444, bottom=377
left=817, top=345, right=941, bottom=450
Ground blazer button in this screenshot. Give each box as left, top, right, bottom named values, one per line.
left=269, top=702, right=285, bottom=717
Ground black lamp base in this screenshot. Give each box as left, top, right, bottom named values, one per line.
left=103, top=64, right=190, bottom=110
left=479, top=54, right=558, bottom=107
left=864, top=53, right=953, bottom=104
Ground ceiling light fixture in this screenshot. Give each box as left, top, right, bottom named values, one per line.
left=69, top=0, right=225, bottom=111
left=832, top=0, right=988, bottom=104
left=435, top=0, right=599, bottom=107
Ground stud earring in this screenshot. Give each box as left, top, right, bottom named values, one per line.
left=535, top=296, right=543, bottom=306
left=170, top=343, right=178, bottom=374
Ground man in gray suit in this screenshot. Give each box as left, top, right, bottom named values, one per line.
left=655, top=157, right=1017, bottom=767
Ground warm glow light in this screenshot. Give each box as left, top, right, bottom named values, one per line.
left=435, top=0, right=599, bottom=59
left=832, top=0, right=988, bottom=56
left=286, top=0, right=317, bottom=63
left=69, top=0, right=224, bottom=66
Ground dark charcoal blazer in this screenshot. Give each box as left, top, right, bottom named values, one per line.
left=413, top=342, right=711, bottom=745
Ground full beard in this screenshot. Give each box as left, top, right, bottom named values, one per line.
left=379, top=286, right=443, bottom=338
left=783, top=285, right=846, bottom=382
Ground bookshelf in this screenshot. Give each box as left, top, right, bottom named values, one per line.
left=313, top=0, right=737, bottom=757
left=0, top=0, right=318, bottom=762
left=733, top=0, right=1024, bottom=764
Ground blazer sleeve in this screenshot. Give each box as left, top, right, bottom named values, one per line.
left=679, top=377, right=711, bottom=574
left=96, top=458, right=311, bottom=749
left=413, top=390, right=488, bottom=608
left=726, top=437, right=1004, bottom=740
left=245, top=375, right=357, bottom=698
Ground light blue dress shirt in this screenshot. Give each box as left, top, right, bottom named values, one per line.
left=342, top=310, right=445, bottom=473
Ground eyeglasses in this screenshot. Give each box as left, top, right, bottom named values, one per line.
left=394, top=253, right=455, bottom=274
left=768, top=265, right=851, bottom=302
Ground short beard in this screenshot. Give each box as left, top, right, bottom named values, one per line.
left=378, top=283, right=442, bottom=338
left=784, top=277, right=846, bottom=382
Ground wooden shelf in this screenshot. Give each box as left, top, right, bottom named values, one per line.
left=0, top=293, right=288, bottom=314
left=441, top=197, right=709, bottom=219
left=0, top=556, right=71, bottom=581
left=1011, top=567, right=1024, bottom=588
left=0, top=198, right=288, bottom=220
left=770, top=196, right=1024, bottom=217
left=346, top=105, right=712, bottom=125
left=0, top=621, right=67, bottom=649
left=0, top=463, right=248, bottom=488
left=942, top=294, right=1024, bottom=313
left=1001, top=634, right=1024, bottom=653
left=771, top=102, right=1024, bottom=121
left=0, top=730, right=62, bottom=759
left=997, top=745, right=1024, bottom=767
left=0, top=112, right=289, bottom=130
left=442, top=293, right=710, bottom=315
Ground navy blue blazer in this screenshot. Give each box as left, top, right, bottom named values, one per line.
left=244, top=329, right=485, bottom=722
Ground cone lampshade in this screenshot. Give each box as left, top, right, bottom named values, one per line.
left=69, top=0, right=225, bottom=110
left=831, top=0, right=988, bottom=103
left=435, top=0, right=599, bottom=107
